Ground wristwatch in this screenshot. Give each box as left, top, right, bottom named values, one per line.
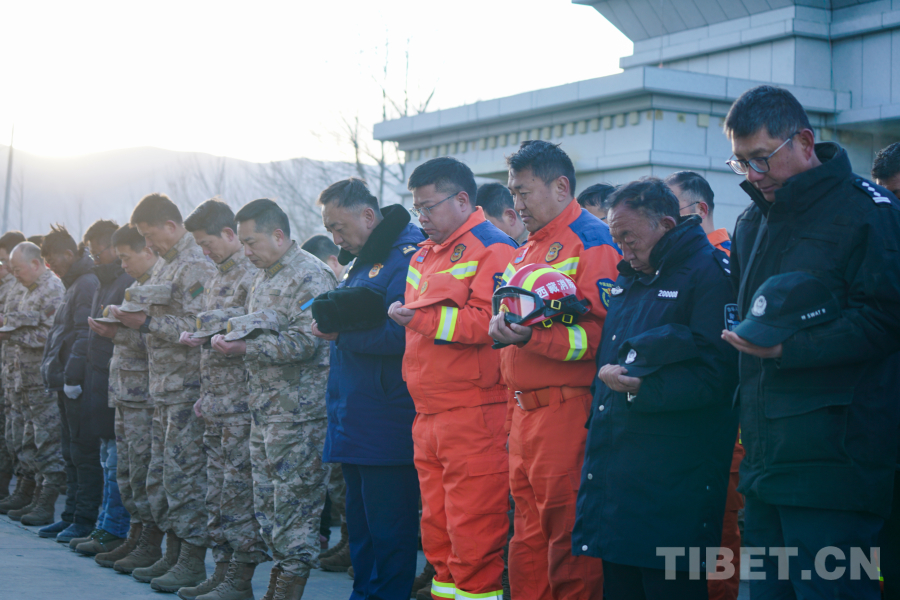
left=139, top=316, right=152, bottom=334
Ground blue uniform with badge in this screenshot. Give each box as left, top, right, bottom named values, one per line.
left=572, top=216, right=739, bottom=582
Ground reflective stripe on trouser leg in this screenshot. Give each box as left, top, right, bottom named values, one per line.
left=456, top=590, right=503, bottom=600
left=431, top=578, right=456, bottom=599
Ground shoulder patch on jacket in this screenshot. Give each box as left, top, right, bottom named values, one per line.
left=853, top=177, right=896, bottom=206
left=597, top=278, right=615, bottom=309
left=401, top=245, right=417, bottom=255
left=469, top=221, right=517, bottom=249
left=569, top=210, right=619, bottom=251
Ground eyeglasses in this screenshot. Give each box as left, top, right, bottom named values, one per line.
left=679, top=201, right=702, bottom=213
left=410, top=192, right=458, bottom=218
left=90, top=246, right=109, bottom=261
left=726, top=132, right=799, bottom=175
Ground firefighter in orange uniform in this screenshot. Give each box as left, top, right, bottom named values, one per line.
left=667, top=170, right=743, bottom=600
left=388, top=157, right=517, bottom=600
left=489, top=141, right=620, bottom=600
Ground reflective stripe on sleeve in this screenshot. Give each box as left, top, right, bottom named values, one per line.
left=431, top=579, right=456, bottom=599
left=564, top=324, right=588, bottom=361
left=501, top=263, right=516, bottom=284
left=435, top=306, right=459, bottom=342
left=553, top=257, right=579, bottom=277
left=407, top=266, right=421, bottom=290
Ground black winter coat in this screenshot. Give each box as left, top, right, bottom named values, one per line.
left=83, top=263, right=134, bottom=439
left=41, top=251, right=98, bottom=391
left=571, top=217, right=739, bottom=571
left=731, top=143, right=900, bottom=518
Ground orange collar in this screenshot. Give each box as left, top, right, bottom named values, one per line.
left=526, top=200, right=582, bottom=244
left=707, top=228, right=730, bottom=248
left=418, top=207, right=487, bottom=253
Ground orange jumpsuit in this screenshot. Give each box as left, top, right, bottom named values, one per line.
left=403, top=208, right=517, bottom=600
left=499, top=200, right=620, bottom=600
left=708, top=228, right=744, bottom=600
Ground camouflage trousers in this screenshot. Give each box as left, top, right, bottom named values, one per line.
left=204, top=421, right=269, bottom=564
left=0, top=388, right=13, bottom=476
left=115, top=405, right=154, bottom=525
left=147, top=402, right=208, bottom=546
left=5, top=390, right=32, bottom=478
left=249, top=418, right=330, bottom=578
left=326, top=463, right=347, bottom=526
left=21, top=388, right=65, bottom=487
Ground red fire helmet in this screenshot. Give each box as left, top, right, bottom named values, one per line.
left=492, top=263, right=592, bottom=328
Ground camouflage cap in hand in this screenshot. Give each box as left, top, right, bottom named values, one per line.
left=224, top=308, right=288, bottom=341
left=193, top=309, right=236, bottom=339
left=0, top=312, right=41, bottom=332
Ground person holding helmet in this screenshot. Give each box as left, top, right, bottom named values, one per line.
left=489, top=141, right=620, bottom=600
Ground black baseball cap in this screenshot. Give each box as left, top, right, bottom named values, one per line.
left=733, top=271, right=839, bottom=347
left=617, top=324, right=700, bottom=377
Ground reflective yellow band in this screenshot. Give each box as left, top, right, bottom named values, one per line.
left=521, top=267, right=559, bottom=290
left=436, top=306, right=459, bottom=341
left=432, top=578, right=456, bottom=599
left=407, top=266, right=421, bottom=290
left=438, top=260, right=478, bottom=279
left=554, top=257, right=579, bottom=277
left=501, top=264, right=516, bottom=285
left=564, top=324, right=588, bottom=361
left=456, top=590, right=503, bottom=600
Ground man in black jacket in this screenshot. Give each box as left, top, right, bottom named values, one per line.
left=722, top=85, right=900, bottom=599
left=68, top=220, right=136, bottom=556
left=39, top=224, right=100, bottom=543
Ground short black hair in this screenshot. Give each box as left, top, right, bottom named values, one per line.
left=506, top=140, right=577, bottom=195
left=873, top=142, right=900, bottom=181
left=665, top=171, right=715, bottom=211
left=184, top=198, right=237, bottom=236
left=577, top=183, right=617, bottom=209
left=607, top=177, right=680, bottom=227
left=407, top=157, right=477, bottom=206
left=41, top=223, right=78, bottom=257
left=111, top=224, right=147, bottom=252
left=234, top=198, right=291, bottom=239
left=301, top=234, right=340, bottom=263
left=0, top=231, right=26, bottom=254
left=84, top=219, right=119, bottom=246
left=130, top=193, right=183, bottom=227
left=724, top=85, right=812, bottom=141
left=27, top=235, right=43, bottom=248
left=318, top=178, right=381, bottom=213
left=475, top=182, right=514, bottom=219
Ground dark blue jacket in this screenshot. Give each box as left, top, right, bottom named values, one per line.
left=731, top=143, right=900, bottom=518
left=572, top=217, right=739, bottom=571
left=322, top=205, right=425, bottom=466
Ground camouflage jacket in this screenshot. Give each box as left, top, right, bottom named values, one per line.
left=8, top=269, right=65, bottom=391
left=110, top=266, right=156, bottom=408
left=144, top=233, right=216, bottom=404
left=0, top=274, right=23, bottom=393
left=198, top=251, right=254, bottom=423
left=244, top=242, right=335, bottom=424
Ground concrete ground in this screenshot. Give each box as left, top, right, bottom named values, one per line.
left=0, top=485, right=748, bottom=599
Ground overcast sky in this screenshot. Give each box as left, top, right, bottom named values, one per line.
left=0, top=0, right=631, bottom=163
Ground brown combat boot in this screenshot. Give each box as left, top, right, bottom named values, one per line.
left=6, top=481, right=41, bottom=520
left=0, top=477, right=36, bottom=514
left=97, top=522, right=142, bottom=566
left=76, top=529, right=125, bottom=556
left=319, top=521, right=348, bottom=560
left=195, top=562, right=257, bottom=600
left=0, top=471, right=12, bottom=501
left=411, top=561, right=435, bottom=597
left=19, top=483, right=60, bottom=526
left=271, top=571, right=307, bottom=600
left=151, top=540, right=208, bottom=592
left=319, top=539, right=351, bottom=572
left=132, top=530, right=180, bottom=583
left=259, top=565, right=283, bottom=600
left=177, top=560, right=229, bottom=600
left=113, top=524, right=164, bottom=574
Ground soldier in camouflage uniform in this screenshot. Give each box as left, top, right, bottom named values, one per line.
left=110, top=194, right=216, bottom=592
left=212, top=199, right=335, bottom=600
left=87, top=224, right=163, bottom=571
left=1, top=242, right=66, bottom=526
left=176, top=199, right=267, bottom=600
left=0, top=231, right=25, bottom=499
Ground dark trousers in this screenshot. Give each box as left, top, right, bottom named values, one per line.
left=58, top=392, right=102, bottom=526
left=603, top=560, right=708, bottom=600
left=744, top=494, right=883, bottom=600
left=343, top=463, right=419, bottom=600
left=882, top=471, right=900, bottom=600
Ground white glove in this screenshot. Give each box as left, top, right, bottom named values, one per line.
left=64, top=384, right=82, bottom=399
